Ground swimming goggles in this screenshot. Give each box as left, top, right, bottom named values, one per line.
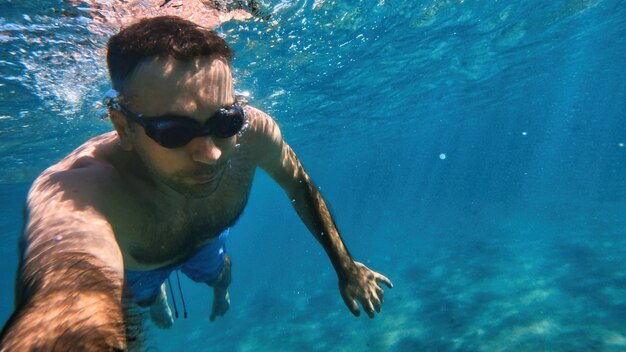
left=117, top=102, right=246, bottom=148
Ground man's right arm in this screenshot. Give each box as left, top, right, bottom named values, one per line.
left=0, top=166, right=127, bottom=351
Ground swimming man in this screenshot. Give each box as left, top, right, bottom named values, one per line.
left=0, top=16, right=392, bottom=351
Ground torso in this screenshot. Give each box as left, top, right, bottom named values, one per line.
left=46, top=106, right=272, bottom=271
left=108, top=150, right=256, bottom=270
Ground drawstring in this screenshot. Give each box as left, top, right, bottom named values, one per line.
left=166, top=276, right=179, bottom=318
left=176, top=271, right=188, bottom=318
left=166, top=271, right=188, bottom=319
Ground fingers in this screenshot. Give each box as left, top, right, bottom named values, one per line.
left=362, top=276, right=388, bottom=317
left=342, top=294, right=361, bottom=317
left=340, top=264, right=392, bottom=319
left=346, top=290, right=383, bottom=319
left=375, top=285, right=385, bottom=302
left=376, top=274, right=393, bottom=289
left=372, top=296, right=381, bottom=313
left=361, top=286, right=381, bottom=318
left=369, top=285, right=382, bottom=313
left=359, top=297, right=375, bottom=319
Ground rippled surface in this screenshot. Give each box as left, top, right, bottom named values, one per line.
left=1, top=0, right=622, bottom=180
left=1, top=1, right=110, bottom=181
left=1, top=0, right=626, bottom=350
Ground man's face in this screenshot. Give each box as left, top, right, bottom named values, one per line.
left=121, top=56, right=237, bottom=198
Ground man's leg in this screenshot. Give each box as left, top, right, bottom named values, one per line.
left=207, top=254, right=231, bottom=321
left=148, top=283, right=174, bottom=328
left=180, top=229, right=231, bottom=321
left=125, top=270, right=174, bottom=329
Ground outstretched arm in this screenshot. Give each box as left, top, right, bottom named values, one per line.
left=0, top=167, right=127, bottom=350
left=252, top=111, right=392, bottom=318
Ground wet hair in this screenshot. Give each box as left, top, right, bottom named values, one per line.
left=106, top=16, right=234, bottom=93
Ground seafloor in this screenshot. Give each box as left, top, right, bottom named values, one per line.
left=138, top=198, right=626, bottom=352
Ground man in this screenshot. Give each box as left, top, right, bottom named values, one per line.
left=0, top=16, right=392, bottom=351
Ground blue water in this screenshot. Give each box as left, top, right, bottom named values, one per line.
left=2, top=0, right=626, bottom=350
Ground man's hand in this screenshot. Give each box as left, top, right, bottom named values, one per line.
left=339, top=261, right=393, bottom=318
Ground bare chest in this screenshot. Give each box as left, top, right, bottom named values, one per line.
left=112, top=164, right=255, bottom=270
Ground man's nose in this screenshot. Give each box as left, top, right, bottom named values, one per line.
left=189, top=137, right=222, bottom=164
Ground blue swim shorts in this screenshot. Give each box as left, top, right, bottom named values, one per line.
left=124, top=229, right=229, bottom=303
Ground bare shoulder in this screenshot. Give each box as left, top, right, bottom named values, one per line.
left=240, top=105, right=284, bottom=162
left=243, top=105, right=282, bottom=140
left=41, top=131, right=120, bottom=175
left=28, top=131, right=123, bottom=214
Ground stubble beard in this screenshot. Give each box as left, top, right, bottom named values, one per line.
left=136, top=150, right=228, bottom=199
left=157, top=164, right=226, bottom=199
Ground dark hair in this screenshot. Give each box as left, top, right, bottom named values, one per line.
left=106, top=16, right=234, bottom=92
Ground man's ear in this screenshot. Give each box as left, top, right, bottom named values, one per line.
left=109, top=109, right=134, bottom=151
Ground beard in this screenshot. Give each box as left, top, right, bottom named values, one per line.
left=163, top=168, right=225, bottom=198
left=138, top=153, right=228, bottom=199
left=161, top=164, right=227, bottom=198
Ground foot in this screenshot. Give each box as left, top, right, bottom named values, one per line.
left=150, top=283, right=174, bottom=329
left=210, top=287, right=230, bottom=321
left=209, top=254, right=231, bottom=321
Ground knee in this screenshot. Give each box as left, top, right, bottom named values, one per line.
left=207, top=254, right=231, bottom=288
left=132, top=289, right=162, bottom=307
left=135, top=296, right=157, bottom=307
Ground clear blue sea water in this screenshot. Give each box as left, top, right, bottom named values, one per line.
left=1, top=0, right=626, bottom=350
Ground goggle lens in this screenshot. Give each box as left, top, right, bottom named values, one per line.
left=121, top=103, right=246, bottom=148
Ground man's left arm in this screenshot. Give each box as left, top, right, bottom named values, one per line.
left=253, top=112, right=392, bottom=318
